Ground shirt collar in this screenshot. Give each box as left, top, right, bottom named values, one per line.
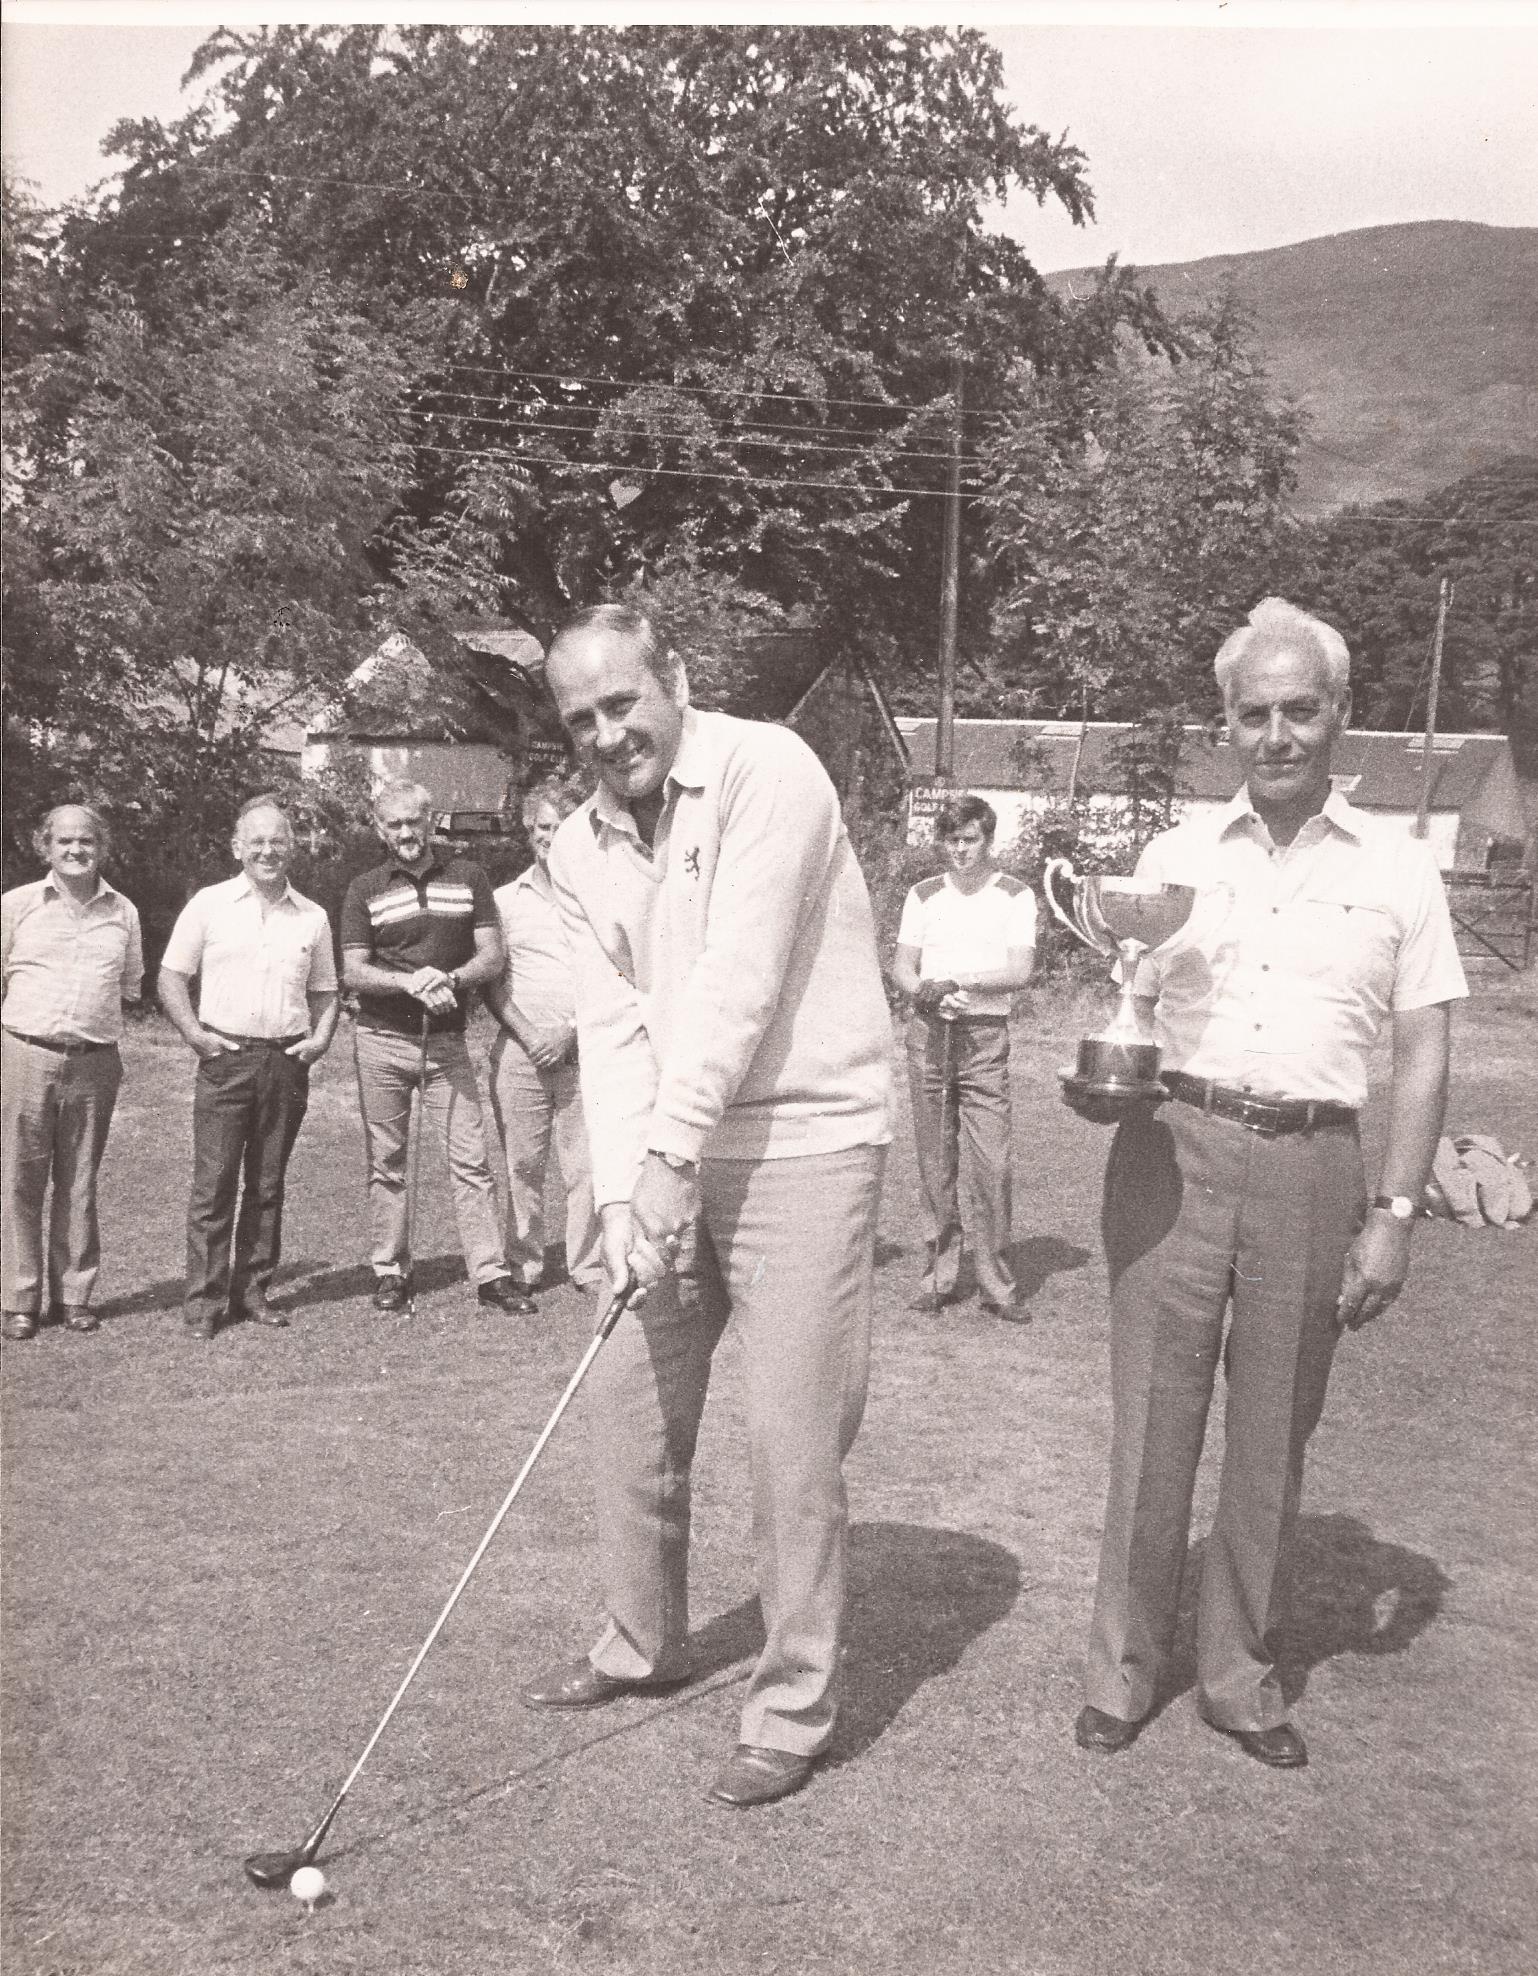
left=388, top=849, right=443, bottom=884
left=231, top=872, right=300, bottom=907
left=589, top=708, right=707, bottom=843
left=40, top=872, right=117, bottom=906
left=1218, top=783, right=1364, bottom=845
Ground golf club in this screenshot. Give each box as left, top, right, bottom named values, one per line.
left=934, top=1010, right=955, bottom=1313
left=242, top=1270, right=640, bottom=1890
left=401, top=1007, right=431, bottom=1315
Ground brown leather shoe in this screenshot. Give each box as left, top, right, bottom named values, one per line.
left=1210, top=1719, right=1308, bottom=1769
left=2, top=1310, right=38, bottom=1341
left=1074, top=1705, right=1144, bottom=1753
left=235, top=1288, right=289, bottom=1328
left=707, top=1744, right=818, bottom=1808
left=477, top=1275, right=537, bottom=1315
left=59, top=1305, right=99, bottom=1333
left=519, top=1655, right=690, bottom=1710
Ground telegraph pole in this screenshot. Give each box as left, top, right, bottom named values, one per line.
left=1414, top=576, right=1453, bottom=839
left=934, top=351, right=963, bottom=785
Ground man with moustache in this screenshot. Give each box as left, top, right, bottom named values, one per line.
left=520, top=603, right=892, bottom=1809
left=2, top=805, right=143, bottom=1340
left=1070, top=598, right=1466, bottom=1769
left=339, top=779, right=532, bottom=1315
left=160, top=796, right=339, bottom=1338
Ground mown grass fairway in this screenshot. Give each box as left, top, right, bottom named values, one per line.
left=3, top=988, right=1534, bottom=1976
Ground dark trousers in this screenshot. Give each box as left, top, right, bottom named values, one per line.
left=905, top=1013, right=1015, bottom=1307
left=185, top=1043, right=309, bottom=1323
left=1084, top=1102, right=1364, bottom=1730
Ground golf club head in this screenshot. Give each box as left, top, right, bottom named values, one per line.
left=243, top=1847, right=309, bottom=1890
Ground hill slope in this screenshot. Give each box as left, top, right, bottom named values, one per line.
left=1049, top=221, right=1537, bottom=512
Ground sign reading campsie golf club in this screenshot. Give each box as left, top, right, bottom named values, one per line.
left=908, top=780, right=946, bottom=818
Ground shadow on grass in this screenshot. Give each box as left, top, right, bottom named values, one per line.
left=1164, top=1511, right=1451, bottom=1710
left=1007, top=1234, right=1092, bottom=1301
left=94, top=1251, right=467, bottom=1321
left=320, top=1520, right=1017, bottom=1866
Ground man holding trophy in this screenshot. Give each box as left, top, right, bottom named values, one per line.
left=1048, top=598, right=1466, bottom=1769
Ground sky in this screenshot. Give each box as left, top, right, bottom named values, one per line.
left=2, top=3, right=1535, bottom=272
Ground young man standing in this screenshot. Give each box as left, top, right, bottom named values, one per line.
left=340, top=780, right=532, bottom=1315
left=892, top=795, right=1037, bottom=1318
left=2, top=805, right=143, bottom=1340
left=159, top=797, right=338, bottom=1338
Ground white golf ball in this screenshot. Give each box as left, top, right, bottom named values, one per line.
left=290, top=1866, right=326, bottom=1904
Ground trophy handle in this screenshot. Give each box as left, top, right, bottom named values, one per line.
left=1043, top=857, right=1096, bottom=951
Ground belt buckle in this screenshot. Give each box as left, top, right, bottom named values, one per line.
left=1240, top=1096, right=1282, bottom=1138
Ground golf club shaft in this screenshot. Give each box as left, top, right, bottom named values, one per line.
left=404, top=1009, right=430, bottom=1281
left=301, top=1275, right=639, bottom=1833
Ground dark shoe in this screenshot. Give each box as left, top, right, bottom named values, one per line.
left=235, top=1288, right=288, bottom=1329
left=59, top=1304, right=99, bottom=1333
left=185, top=1310, right=218, bottom=1340
left=1075, top=1705, right=1144, bottom=1753
left=708, top=1744, right=818, bottom=1809
left=478, top=1275, right=536, bottom=1315
left=1210, top=1719, right=1308, bottom=1769
left=2, top=1311, right=38, bottom=1341
left=520, top=1655, right=689, bottom=1711
left=981, top=1297, right=1030, bottom=1324
left=373, top=1274, right=413, bottom=1313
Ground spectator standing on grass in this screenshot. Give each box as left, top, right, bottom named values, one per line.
left=1069, top=598, right=1466, bottom=1771
left=486, top=780, right=602, bottom=1295
left=892, top=795, right=1036, bottom=1320
left=1, top=805, right=143, bottom=1341
left=159, top=797, right=339, bottom=1340
left=520, top=602, right=891, bottom=1810
left=339, top=779, right=533, bottom=1317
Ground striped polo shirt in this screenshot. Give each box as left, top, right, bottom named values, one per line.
left=340, top=853, right=497, bottom=1035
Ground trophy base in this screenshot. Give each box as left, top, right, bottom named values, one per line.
left=1057, top=1038, right=1168, bottom=1102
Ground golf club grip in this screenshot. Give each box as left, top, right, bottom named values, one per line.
left=327, top=1275, right=641, bottom=1805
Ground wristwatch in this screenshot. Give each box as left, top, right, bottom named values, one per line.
left=653, top=1149, right=698, bottom=1175
left=1372, top=1193, right=1417, bottom=1222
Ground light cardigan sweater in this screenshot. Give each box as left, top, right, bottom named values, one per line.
left=549, top=708, right=892, bottom=1209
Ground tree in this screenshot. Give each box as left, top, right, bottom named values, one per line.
left=1284, top=456, right=1538, bottom=766
left=3, top=230, right=417, bottom=898
left=82, top=25, right=1171, bottom=689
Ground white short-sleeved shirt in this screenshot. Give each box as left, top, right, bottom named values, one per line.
left=1131, top=788, right=1468, bottom=1107
left=1, top=875, right=144, bottom=1044
left=494, top=867, right=574, bottom=1032
left=897, top=870, right=1038, bottom=1019
left=161, top=875, right=337, bottom=1038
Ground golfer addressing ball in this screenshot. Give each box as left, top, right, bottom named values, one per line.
left=523, top=602, right=892, bottom=1808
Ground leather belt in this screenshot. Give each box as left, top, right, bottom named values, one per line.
left=3, top=1027, right=116, bottom=1055
left=205, top=1027, right=305, bottom=1050
left=1163, top=1071, right=1356, bottom=1138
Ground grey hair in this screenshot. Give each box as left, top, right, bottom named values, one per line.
left=232, top=793, right=293, bottom=841
left=372, top=777, right=434, bottom=819
left=521, top=776, right=579, bottom=827
left=33, top=803, right=111, bottom=861
left=545, top=602, right=686, bottom=692
left=1214, top=598, right=1351, bottom=702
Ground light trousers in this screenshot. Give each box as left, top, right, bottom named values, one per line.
left=1085, top=1102, right=1363, bottom=1730
left=488, top=1032, right=602, bottom=1290
left=905, top=1013, right=1015, bottom=1307
left=1, top=1031, right=122, bottom=1315
left=353, top=1024, right=507, bottom=1284
left=586, top=1143, right=885, bottom=1756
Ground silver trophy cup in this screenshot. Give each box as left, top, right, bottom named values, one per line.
left=1042, top=858, right=1196, bottom=1099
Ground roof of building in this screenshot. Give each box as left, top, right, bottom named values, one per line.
left=896, top=719, right=1512, bottom=810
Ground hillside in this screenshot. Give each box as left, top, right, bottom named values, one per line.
left=1048, top=221, right=1537, bottom=513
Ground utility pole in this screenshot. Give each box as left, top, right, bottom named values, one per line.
left=1414, top=576, right=1453, bottom=839
left=934, top=351, right=963, bottom=785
